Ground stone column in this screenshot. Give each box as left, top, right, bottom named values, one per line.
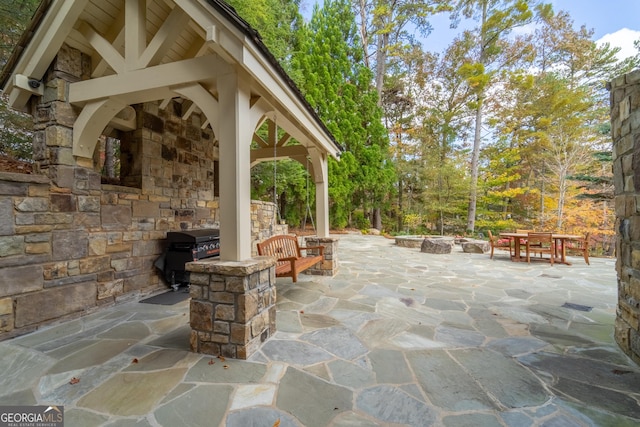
left=303, top=236, right=339, bottom=277
left=187, top=256, right=277, bottom=359
left=34, top=44, right=97, bottom=191
left=611, top=69, right=640, bottom=364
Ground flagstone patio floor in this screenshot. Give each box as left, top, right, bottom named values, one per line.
left=1, top=233, right=638, bottom=426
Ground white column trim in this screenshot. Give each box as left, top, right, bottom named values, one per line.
left=308, top=148, right=329, bottom=237
left=218, top=70, right=252, bottom=260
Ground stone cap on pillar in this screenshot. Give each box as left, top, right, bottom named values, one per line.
left=186, top=256, right=276, bottom=276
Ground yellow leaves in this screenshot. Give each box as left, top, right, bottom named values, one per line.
left=403, top=213, right=423, bottom=230
left=458, top=62, right=490, bottom=92
left=488, top=186, right=526, bottom=200
left=272, top=419, right=281, bottom=427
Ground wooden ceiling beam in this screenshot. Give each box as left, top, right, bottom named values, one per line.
left=77, top=21, right=125, bottom=74
left=69, top=55, right=222, bottom=104
left=125, top=0, right=146, bottom=71
left=138, top=6, right=191, bottom=68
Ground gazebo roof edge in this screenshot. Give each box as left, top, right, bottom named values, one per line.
left=0, top=0, right=344, bottom=155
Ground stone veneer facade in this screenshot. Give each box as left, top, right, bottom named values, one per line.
left=303, top=236, right=339, bottom=277
left=611, top=69, right=640, bottom=364
left=0, top=43, right=287, bottom=340
left=188, top=257, right=277, bottom=359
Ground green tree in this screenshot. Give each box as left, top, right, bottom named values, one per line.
left=225, top=0, right=303, bottom=68
left=293, top=0, right=394, bottom=229
left=0, top=0, right=40, bottom=67
left=414, top=34, right=476, bottom=233
left=0, top=0, right=39, bottom=161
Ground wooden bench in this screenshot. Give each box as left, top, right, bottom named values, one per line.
left=256, top=235, right=324, bottom=283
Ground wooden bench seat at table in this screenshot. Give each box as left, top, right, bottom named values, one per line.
left=256, top=235, right=324, bottom=282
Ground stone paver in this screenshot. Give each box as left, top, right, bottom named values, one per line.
left=0, top=233, right=637, bottom=426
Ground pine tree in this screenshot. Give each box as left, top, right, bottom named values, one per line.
left=292, top=0, right=393, bottom=229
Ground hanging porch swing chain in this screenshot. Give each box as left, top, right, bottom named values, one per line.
left=273, top=114, right=281, bottom=225
left=270, top=114, right=316, bottom=233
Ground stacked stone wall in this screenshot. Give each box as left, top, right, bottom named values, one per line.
left=611, top=69, right=640, bottom=364
left=0, top=44, right=284, bottom=340
left=188, top=257, right=277, bottom=359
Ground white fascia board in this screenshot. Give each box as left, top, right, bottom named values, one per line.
left=241, top=48, right=340, bottom=158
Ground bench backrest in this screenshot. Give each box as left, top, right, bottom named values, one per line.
left=256, top=235, right=302, bottom=259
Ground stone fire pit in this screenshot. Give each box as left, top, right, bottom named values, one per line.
left=395, top=235, right=458, bottom=254
left=420, top=236, right=455, bottom=254
left=394, top=235, right=427, bottom=248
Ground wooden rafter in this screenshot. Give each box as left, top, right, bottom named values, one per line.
left=125, top=0, right=146, bottom=71
left=138, top=6, right=190, bottom=68
left=77, top=21, right=125, bottom=74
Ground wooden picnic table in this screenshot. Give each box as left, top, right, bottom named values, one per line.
left=499, top=232, right=582, bottom=265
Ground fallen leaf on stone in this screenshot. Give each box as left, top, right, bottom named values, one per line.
left=300, top=310, right=304, bottom=314
left=223, top=365, right=229, bottom=369
left=208, top=359, right=215, bottom=365
left=272, top=419, right=280, bottom=427
left=218, top=355, right=225, bottom=362
left=69, top=377, right=80, bottom=385
left=132, top=358, right=139, bottom=364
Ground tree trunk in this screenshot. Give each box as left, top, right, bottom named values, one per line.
left=397, top=179, right=403, bottom=231
left=556, top=168, right=568, bottom=230
left=357, top=0, right=370, bottom=69
left=374, top=18, right=388, bottom=105
left=539, top=177, right=545, bottom=229
left=466, top=97, right=483, bottom=233
left=279, top=191, right=287, bottom=223
left=105, top=137, right=117, bottom=178
left=372, top=207, right=382, bottom=230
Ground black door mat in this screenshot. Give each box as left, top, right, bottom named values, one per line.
left=562, top=302, right=593, bottom=312
left=140, top=288, right=190, bottom=305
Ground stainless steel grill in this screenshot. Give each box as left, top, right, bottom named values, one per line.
left=162, top=229, right=220, bottom=290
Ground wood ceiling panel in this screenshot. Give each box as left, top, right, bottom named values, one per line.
left=81, top=2, right=119, bottom=34
left=65, top=30, right=93, bottom=55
